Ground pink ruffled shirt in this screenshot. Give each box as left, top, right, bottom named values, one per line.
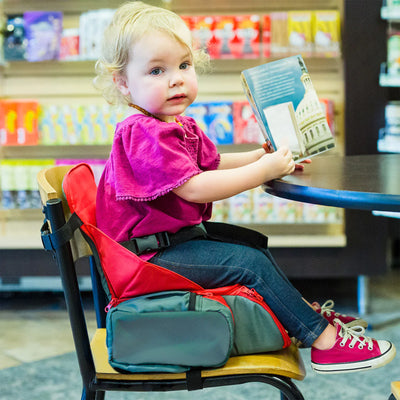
left=96, top=114, right=220, bottom=257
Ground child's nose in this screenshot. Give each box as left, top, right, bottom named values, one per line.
left=169, top=70, right=184, bottom=86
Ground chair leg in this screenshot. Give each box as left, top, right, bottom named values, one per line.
left=81, top=387, right=97, bottom=400
left=95, top=391, right=105, bottom=400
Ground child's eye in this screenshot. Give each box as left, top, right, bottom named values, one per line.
left=150, top=68, right=162, bottom=76
left=179, top=62, right=190, bottom=70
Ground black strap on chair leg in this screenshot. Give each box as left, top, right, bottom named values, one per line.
left=186, top=369, right=203, bottom=391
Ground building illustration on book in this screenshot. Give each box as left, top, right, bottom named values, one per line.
left=241, top=55, right=336, bottom=161
left=292, top=57, right=335, bottom=156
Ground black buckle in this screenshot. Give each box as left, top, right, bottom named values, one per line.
left=130, top=231, right=170, bottom=254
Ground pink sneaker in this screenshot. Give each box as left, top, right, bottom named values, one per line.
left=311, top=319, right=396, bottom=374
left=313, top=300, right=368, bottom=328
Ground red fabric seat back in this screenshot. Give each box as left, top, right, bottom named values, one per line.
left=62, top=163, right=201, bottom=303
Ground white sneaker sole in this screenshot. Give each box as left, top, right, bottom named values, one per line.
left=311, top=343, right=396, bottom=374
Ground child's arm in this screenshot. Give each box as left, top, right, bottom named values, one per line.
left=218, top=147, right=266, bottom=169
left=173, top=147, right=295, bottom=203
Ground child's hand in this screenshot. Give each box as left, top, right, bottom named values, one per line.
left=260, top=146, right=295, bottom=179
left=294, top=158, right=312, bottom=171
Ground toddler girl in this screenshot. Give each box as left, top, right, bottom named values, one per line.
left=95, top=1, right=395, bottom=374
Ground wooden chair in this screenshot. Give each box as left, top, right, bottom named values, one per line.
left=37, top=164, right=306, bottom=400
left=389, top=381, right=400, bottom=400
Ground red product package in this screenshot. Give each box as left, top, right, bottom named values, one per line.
left=211, top=15, right=236, bottom=59
left=1, top=100, right=18, bottom=145
left=190, top=15, right=215, bottom=54
left=319, top=98, right=335, bottom=136
left=262, top=15, right=271, bottom=58
left=233, top=101, right=263, bottom=144
left=234, top=15, right=260, bottom=59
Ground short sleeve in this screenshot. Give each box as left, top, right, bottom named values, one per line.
left=110, top=115, right=219, bottom=201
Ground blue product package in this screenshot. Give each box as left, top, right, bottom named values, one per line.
left=4, top=15, right=27, bottom=61
left=184, top=102, right=209, bottom=136
left=207, top=101, right=234, bottom=145
left=24, top=11, right=63, bottom=62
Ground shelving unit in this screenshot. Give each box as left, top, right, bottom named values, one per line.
left=4, top=0, right=390, bottom=291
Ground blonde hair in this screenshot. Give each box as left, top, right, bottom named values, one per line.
left=94, top=1, right=210, bottom=105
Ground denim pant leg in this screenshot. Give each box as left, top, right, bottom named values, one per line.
left=150, top=239, right=328, bottom=347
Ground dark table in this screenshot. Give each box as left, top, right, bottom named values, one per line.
left=264, top=154, right=400, bottom=316
left=264, top=154, right=400, bottom=212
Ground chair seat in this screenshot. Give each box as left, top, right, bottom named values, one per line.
left=392, top=381, right=400, bottom=400
left=91, top=328, right=306, bottom=381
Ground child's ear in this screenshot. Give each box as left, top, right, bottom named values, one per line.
left=113, top=73, right=130, bottom=96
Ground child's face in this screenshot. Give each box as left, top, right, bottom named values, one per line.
left=116, top=30, right=198, bottom=123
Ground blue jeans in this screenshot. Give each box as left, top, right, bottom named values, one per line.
left=150, top=239, right=328, bottom=347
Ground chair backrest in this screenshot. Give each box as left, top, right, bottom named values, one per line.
left=37, top=164, right=92, bottom=261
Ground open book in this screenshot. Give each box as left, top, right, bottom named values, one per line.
left=241, top=55, right=335, bottom=161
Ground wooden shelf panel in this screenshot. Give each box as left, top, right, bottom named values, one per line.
left=3, top=0, right=165, bottom=14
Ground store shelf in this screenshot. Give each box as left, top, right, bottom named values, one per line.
left=381, top=5, right=400, bottom=20
left=0, top=144, right=111, bottom=159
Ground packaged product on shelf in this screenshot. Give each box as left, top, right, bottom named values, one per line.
left=0, top=160, right=16, bottom=209
left=287, top=11, right=313, bottom=56
left=189, top=15, right=214, bottom=56
left=59, top=28, right=80, bottom=61
left=16, top=100, right=39, bottom=145
left=234, top=15, right=260, bottom=59
left=252, top=188, right=276, bottom=223
left=185, top=102, right=209, bottom=136
left=14, top=161, right=30, bottom=209
left=28, top=160, right=55, bottom=208
left=312, top=10, right=341, bottom=57
left=262, top=15, right=271, bottom=58
left=23, top=11, right=63, bottom=62
left=228, top=191, right=253, bottom=224
left=319, top=98, right=336, bottom=136
left=378, top=101, right=400, bottom=153
left=210, top=199, right=229, bottom=222
left=233, top=101, right=263, bottom=144
left=270, top=12, right=288, bottom=56
left=211, top=16, right=237, bottom=59
left=79, top=9, right=115, bottom=60
left=0, top=100, right=18, bottom=145
left=3, top=15, right=26, bottom=61
left=274, top=197, right=303, bottom=223
left=207, top=101, right=234, bottom=145
left=387, top=26, right=400, bottom=76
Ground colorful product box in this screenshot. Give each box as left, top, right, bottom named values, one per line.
left=313, top=10, right=341, bottom=57
left=59, top=28, right=80, bottom=61
left=24, top=11, right=63, bottom=62
left=187, top=15, right=214, bottom=55
left=207, top=101, right=234, bottom=145
left=262, top=15, right=271, bottom=58
left=228, top=191, right=253, bottom=224
left=185, top=102, right=209, bottom=136
left=233, top=101, right=263, bottom=144
left=287, top=11, right=313, bottom=56
left=0, top=159, right=54, bottom=209
left=270, top=12, right=288, bottom=55
left=210, top=16, right=236, bottom=59
left=0, top=100, right=38, bottom=145
left=319, top=98, right=335, bottom=136
left=234, top=15, right=260, bottom=59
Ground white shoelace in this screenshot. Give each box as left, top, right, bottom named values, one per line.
left=320, top=299, right=347, bottom=318
left=334, top=318, right=373, bottom=350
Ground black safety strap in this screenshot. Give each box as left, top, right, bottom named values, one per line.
left=203, top=221, right=269, bottom=250
left=186, top=368, right=203, bottom=391
left=120, top=223, right=207, bottom=255
left=41, top=211, right=83, bottom=252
